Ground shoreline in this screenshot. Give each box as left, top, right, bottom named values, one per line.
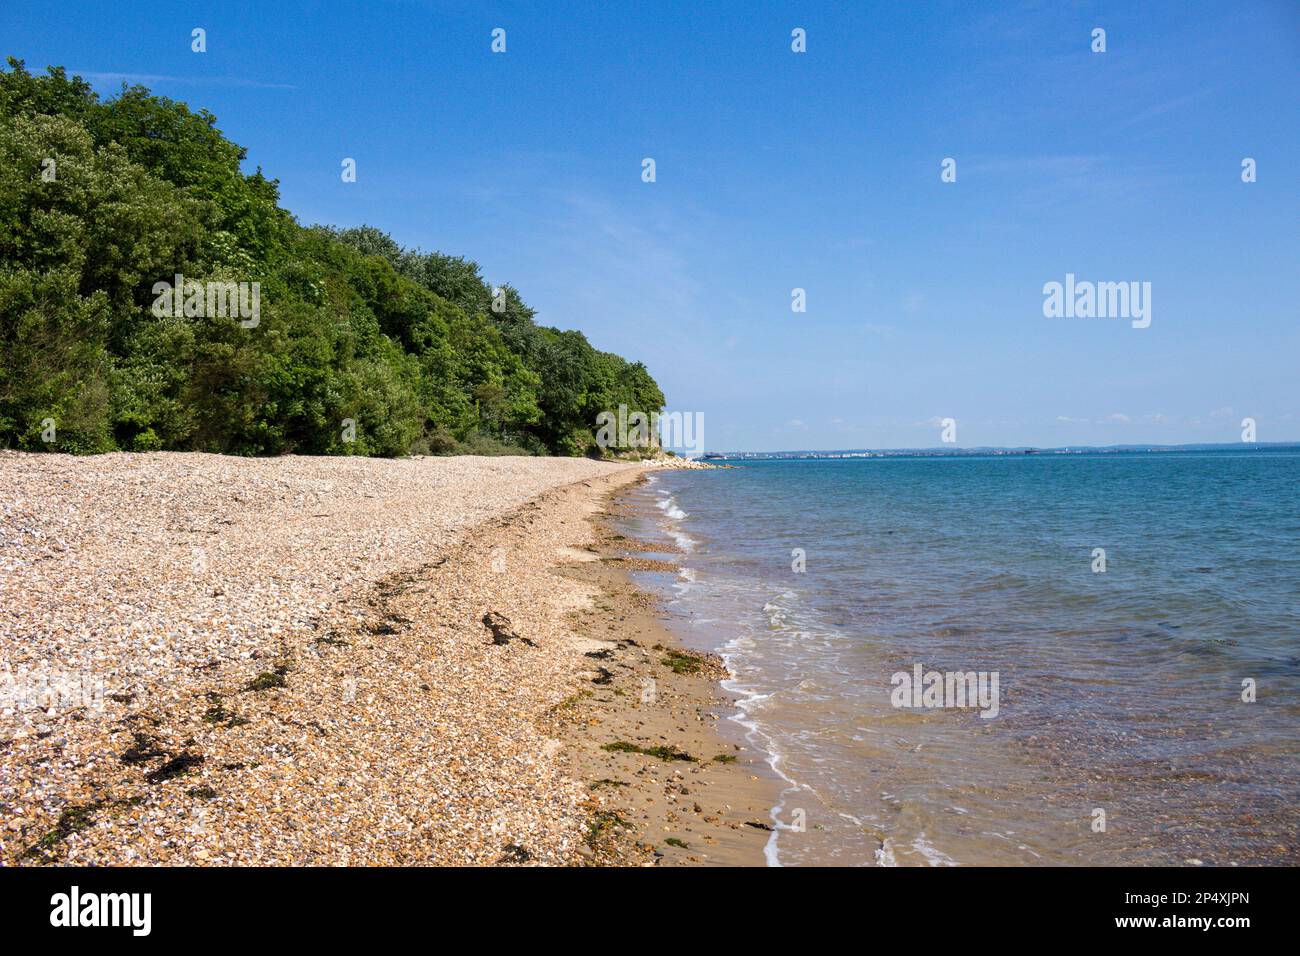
left=553, top=474, right=779, bottom=866
left=0, top=451, right=771, bottom=866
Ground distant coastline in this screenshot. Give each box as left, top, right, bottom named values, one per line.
left=700, top=442, right=1300, bottom=462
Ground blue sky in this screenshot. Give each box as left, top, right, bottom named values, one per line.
left=4, top=0, right=1297, bottom=451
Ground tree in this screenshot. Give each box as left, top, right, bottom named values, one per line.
left=0, top=59, right=664, bottom=457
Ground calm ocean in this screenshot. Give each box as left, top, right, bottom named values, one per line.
left=617, top=450, right=1300, bottom=866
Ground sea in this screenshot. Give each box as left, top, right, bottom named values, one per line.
left=613, top=449, right=1300, bottom=866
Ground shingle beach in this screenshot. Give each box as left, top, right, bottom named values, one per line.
left=1, top=451, right=741, bottom=865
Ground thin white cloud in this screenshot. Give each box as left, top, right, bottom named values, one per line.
left=74, top=71, right=298, bottom=91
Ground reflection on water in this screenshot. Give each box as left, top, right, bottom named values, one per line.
left=616, top=452, right=1300, bottom=866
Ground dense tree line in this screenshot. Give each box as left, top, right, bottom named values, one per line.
left=0, top=58, right=664, bottom=456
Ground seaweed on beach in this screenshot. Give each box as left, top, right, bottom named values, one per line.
left=660, top=649, right=704, bottom=674
left=145, top=753, right=204, bottom=784
left=586, top=810, right=630, bottom=848
left=496, top=843, right=534, bottom=864
left=19, top=801, right=104, bottom=861
left=547, top=689, right=595, bottom=720
left=245, top=664, right=289, bottom=692
left=369, top=615, right=411, bottom=636
left=602, top=741, right=697, bottom=762
left=19, top=795, right=144, bottom=863
left=201, top=693, right=248, bottom=727
left=119, top=731, right=166, bottom=765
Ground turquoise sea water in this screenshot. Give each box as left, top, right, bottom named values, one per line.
left=622, top=450, right=1300, bottom=866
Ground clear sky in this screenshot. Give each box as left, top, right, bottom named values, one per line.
left=4, top=1, right=1297, bottom=451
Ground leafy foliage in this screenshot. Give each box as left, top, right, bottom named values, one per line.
left=0, top=58, right=664, bottom=456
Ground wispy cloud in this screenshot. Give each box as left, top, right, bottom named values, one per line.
left=961, top=153, right=1170, bottom=210
left=1058, top=412, right=1181, bottom=428
left=963, top=154, right=1109, bottom=178
left=74, top=71, right=298, bottom=91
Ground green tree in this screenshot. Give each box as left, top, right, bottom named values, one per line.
left=0, top=59, right=664, bottom=458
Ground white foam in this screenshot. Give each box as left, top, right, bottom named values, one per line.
left=875, top=838, right=897, bottom=866
left=655, top=493, right=687, bottom=521
left=667, top=528, right=697, bottom=553
left=910, top=833, right=959, bottom=867
left=651, top=492, right=697, bottom=552
left=717, top=638, right=795, bottom=867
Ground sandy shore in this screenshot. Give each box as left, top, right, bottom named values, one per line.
left=0, top=450, right=771, bottom=865
left=552, top=478, right=777, bottom=865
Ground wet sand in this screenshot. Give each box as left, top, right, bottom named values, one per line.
left=553, top=477, right=778, bottom=865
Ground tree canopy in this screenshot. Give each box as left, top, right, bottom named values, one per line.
left=0, top=58, right=664, bottom=456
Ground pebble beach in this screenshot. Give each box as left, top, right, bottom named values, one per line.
left=0, top=450, right=754, bottom=866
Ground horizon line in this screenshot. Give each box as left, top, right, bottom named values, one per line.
left=689, top=441, right=1300, bottom=457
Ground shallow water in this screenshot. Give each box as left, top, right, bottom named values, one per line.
left=617, top=451, right=1300, bottom=866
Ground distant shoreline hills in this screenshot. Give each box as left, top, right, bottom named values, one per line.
left=699, top=442, right=1300, bottom=461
